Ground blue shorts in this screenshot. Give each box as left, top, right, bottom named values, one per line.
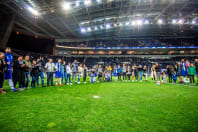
left=182, top=70, right=187, bottom=77
left=55, top=71, right=62, bottom=78
left=114, top=73, right=118, bottom=76
left=4, top=70, right=12, bottom=79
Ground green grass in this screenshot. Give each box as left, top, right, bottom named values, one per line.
left=0, top=79, right=198, bottom=132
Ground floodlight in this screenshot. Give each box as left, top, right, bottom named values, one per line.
left=106, top=23, right=111, bottom=29
left=97, top=0, right=102, bottom=3
left=192, top=20, right=196, bottom=24
left=75, top=1, right=80, bottom=7
left=119, top=23, right=123, bottom=26
left=178, top=19, right=184, bottom=24
left=62, top=2, right=71, bottom=10
left=84, top=0, right=91, bottom=6
left=87, top=27, right=92, bottom=32
left=114, top=23, right=117, bottom=27
left=137, top=20, right=143, bottom=25
left=131, top=20, right=136, bottom=25
left=81, top=28, right=86, bottom=33
left=158, top=19, right=163, bottom=24
left=94, top=26, right=98, bottom=30
left=144, top=20, right=149, bottom=24
left=27, top=6, right=39, bottom=15
left=100, top=25, right=104, bottom=29
left=172, top=19, right=177, bottom=24
left=125, top=22, right=130, bottom=26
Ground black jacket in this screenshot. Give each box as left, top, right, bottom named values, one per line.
left=0, top=59, right=7, bottom=73
left=155, top=65, right=160, bottom=72
left=31, top=65, right=39, bottom=77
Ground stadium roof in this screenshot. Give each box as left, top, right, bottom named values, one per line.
left=1, top=0, right=198, bottom=41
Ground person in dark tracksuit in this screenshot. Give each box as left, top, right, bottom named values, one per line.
left=31, top=60, right=39, bottom=88
left=0, top=52, right=7, bottom=94
left=13, top=56, right=25, bottom=89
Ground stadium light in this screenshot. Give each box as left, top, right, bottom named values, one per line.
left=114, top=23, right=117, bottom=27
left=27, top=6, right=39, bottom=16
left=131, top=20, right=136, bottom=25
left=157, top=19, right=163, bottom=24
left=87, top=27, right=92, bottom=32
left=84, top=0, right=91, bottom=6
left=178, top=19, right=184, bottom=24
left=100, top=25, right=104, bottom=29
left=106, top=23, right=111, bottom=29
left=62, top=2, right=71, bottom=10
left=81, top=28, right=86, bottom=33
left=172, top=19, right=177, bottom=24
left=125, top=22, right=130, bottom=26
left=144, top=20, right=150, bottom=24
left=94, top=26, right=98, bottom=30
left=119, top=22, right=123, bottom=27
left=137, top=20, right=143, bottom=25
left=75, top=1, right=80, bottom=7
left=97, top=0, right=102, bottom=3
left=192, top=20, right=196, bottom=24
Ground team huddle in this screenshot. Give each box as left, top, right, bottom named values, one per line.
left=0, top=47, right=198, bottom=94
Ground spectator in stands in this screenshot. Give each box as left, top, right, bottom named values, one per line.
left=167, top=65, right=173, bottom=83
left=0, top=52, right=7, bottom=94
left=37, top=57, right=46, bottom=87
left=24, top=55, right=31, bottom=88
left=83, top=64, right=87, bottom=84
left=55, top=59, right=63, bottom=86
left=4, top=47, right=18, bottom=92
left=72, top=59, right=78, bottom=84
left=13, top=56, right=25, bottom=89
left=122, top=64, right=127, bottom=81
left=45, top=58, right=56, bottom=87
left=155, top=63, right=161, bottom=82
left=117, top=65, right=122, bottom=81
left=187, top=63, right=196, bottom=85
left=31, top=60, right=39, bottom=88
left=66, top=63, right=72, bottom=85
left=195, top=59, right=198, bottom=85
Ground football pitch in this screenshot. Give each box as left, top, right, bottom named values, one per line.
left=0, top=80, right=198, bottom=131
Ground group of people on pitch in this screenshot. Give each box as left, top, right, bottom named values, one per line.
left=0, top=47, right=198, bottom=94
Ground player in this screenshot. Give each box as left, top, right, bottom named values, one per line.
left=4, top=47, right=18, bottom=92
left=55, top=59, right=63, bottom=86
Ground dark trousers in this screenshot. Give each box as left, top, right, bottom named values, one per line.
left=168, top=74, right=172, bottom=83
left=118, top=73, right=121, bottom=80
left=31, top=76, right=37, bottom=88
left=13, top=71, right=25, bottom=88
left=47, top=72, right=54, bottom=86
left=123, top=72, right=126, bottom=80
left=0, top=72, right=4, bottom=88
left=189, top=75, right=195, bottom=84
left=83, top=74, right=87, bottom=82
left=127, top=74, right=131, bottom=80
